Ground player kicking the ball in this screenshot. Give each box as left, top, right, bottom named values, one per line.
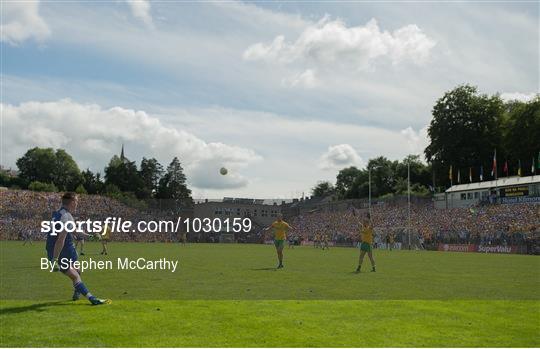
left=356, top=212, right=376, bottom=273
left=264, top=214, right=293, bottom=269
left=46, top=192, right=111, bottom=305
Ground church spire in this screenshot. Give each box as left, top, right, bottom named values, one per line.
left=120, top=143, right=125, bottom=161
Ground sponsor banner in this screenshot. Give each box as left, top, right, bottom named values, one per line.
left=501, top=196, right=540, bottom=204
left=500, top=186, right=529, bottom=198
left=477, top=245, right=518, bottom=254
left=438, top=243, right=521, bottom=254
left=438, top=243, right=477, bottom=253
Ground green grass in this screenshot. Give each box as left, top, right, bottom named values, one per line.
left=1, top=241, right=539, bottom=347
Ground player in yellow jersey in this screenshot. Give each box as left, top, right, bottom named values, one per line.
left=356, top=213, right=376, bottom=273
left=100, top=224, right=110, bottom=255
left=264, top=214, right=294, bottom=268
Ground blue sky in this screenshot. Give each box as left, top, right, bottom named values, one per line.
left=1, top=1, right=538, bottom=198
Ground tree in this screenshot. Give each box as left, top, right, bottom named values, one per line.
left=81, top=169, right=104, bottom=194
left=156, top=157, right=192, bottom=206
left=75, top=184, right=88, bottom=194
left=502, top=97, right=540, bottom=174
left=139, top=157, right=164, bottom=198
left=425, top=85, right=504, bottom=187
left=311, top=181, right=335, bottom=198
left=104, top=155, right=144, bottom=197
left=28, top=181, right=58, bottom=192
left=395, top=155, right=432, bottom=189
left=52, top=149, right=82, bottom=191
left=367, top=156, right=397, bottom=197
left=16, top=147, right=81, bottom=190
left=16, top=148, right=57, bottom=185
left=335, top=166, right=365, bottom=199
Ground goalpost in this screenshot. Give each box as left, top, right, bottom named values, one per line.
left=373, top=226, right=422, bottom=250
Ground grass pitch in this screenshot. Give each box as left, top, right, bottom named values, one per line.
left=1, top=241, right=539, bottom=347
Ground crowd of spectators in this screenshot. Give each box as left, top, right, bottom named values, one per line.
left=0, top=190, right=179, bottom=242
left=288, top=199, right=540, bottom=249
left=1, top=189, right=539, bottom=252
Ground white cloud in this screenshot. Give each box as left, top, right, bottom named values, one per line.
left=282, top=69, right=320, bottom=88
left=400, top=126, right=429, bottom=156
left=125, top=0, right=153, bottom=28
left=500, top=92, right=538, bottom=103
left=243, top=17, right=436, bottom=70
left=2, top=99, right=261, bottom=190
left=0, top=0, right=50, bottom=45
left=319, top=144, right=363, bottom=170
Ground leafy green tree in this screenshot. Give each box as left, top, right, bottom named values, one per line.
left=104, top=155, right=144, bottom=197
left=502, top=97, right=540, bottom=174
left=311, top=181, right=335, bottom=198
left=16, top=147, right=81, bottom=190
left=75, top=184, right=88, bottom=194
left=28, top=181, right=58, bottom=192
left=16, top=147, right=57, bottom=185
left=139, top=157, right=164, bottom=198
left=425, top=85, right=504, bottom=187
left=52, top=149, right=82, bottom=190
left=367, top=156, right=397, bottom=197
left=156, top=157, right=192, bottom=205
left=395, top=155, right=432, bottom=189
left=335, top=166, right=365, bottom=199
left=81, top=169, right=104, bottom=194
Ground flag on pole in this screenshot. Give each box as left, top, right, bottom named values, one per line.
left=503, top=160, right=508, bottom=176
left=491, top=149, right=497, bottom=179
left=469, top=167, right=472, bottom=182
left=533, top=157, right=536, bottom=175
left=480, top=165, right=484, bottom=181
left=449, top=165, right=452, bottom=181
left=518, top=160, right=522, bottom=177
left=457, top=169, right=461, bottom=184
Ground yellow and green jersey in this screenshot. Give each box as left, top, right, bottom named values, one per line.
left=271, top=220, right=291, bottom=240
left=360, top=224, right=373, bottom=244
left=102, top=225, right=111, bottom=240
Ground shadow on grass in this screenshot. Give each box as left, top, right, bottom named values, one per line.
left=251, top=267, right=277, bottom=271
left=0, top=301, right=84, bottom=315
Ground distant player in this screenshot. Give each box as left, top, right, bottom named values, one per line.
left=100, top=224, right=110, bottom=255
left=74, top=234, right=85, bottom=256
left=22, top=229, right=33, bottom=245
left=356, top=213, right=376, bottom=273
left=181, top=232, right=187, bottom=246
left=46, top=192, right=110, bottom=305
left=288, top=234, right=295, bottom=249
left=321, top=233, right=330, bottom=250
left=264, top=213, right=293, bottom=268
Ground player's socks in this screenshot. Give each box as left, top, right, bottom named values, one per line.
left=74, top=281, right=96, bottom=303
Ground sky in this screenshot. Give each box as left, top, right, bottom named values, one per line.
left=1, top=0, right=538, bottom=199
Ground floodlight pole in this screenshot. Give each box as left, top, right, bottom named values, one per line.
left=368, top=167, right=372, bottom=217
left=408, top=158, right=411, bottom=250
left=368, top=165, right=380, bottom=217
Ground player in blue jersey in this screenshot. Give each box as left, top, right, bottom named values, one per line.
left=46, top=192, right=110, bottom=305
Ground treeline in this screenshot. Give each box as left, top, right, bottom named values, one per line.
left=0, top=148, right=193, bottom=208
left=312, top=84, right=540, bottom=200
left=312, top=155, right=432, bottom=200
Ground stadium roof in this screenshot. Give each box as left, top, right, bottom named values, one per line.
left=446, top=175, right=540, bottom=193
